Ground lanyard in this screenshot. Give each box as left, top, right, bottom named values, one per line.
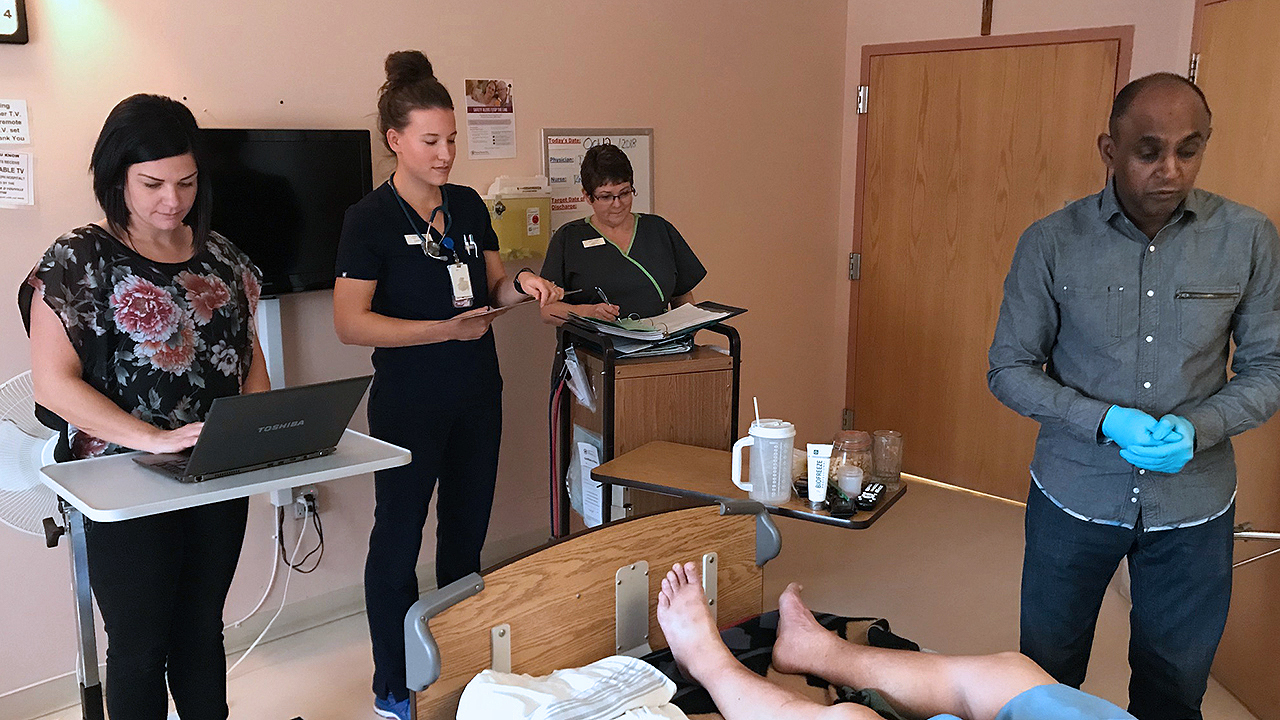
left=387, top=175, right=458, bottom=263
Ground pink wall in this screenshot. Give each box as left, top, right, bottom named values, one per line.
left=0, top=0, right=850, bottom=708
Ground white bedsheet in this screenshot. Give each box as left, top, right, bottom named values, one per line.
left=456, top=655, right=689, bottom=720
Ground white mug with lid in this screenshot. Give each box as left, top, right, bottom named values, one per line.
left=731, top=419, right=796, bottom=504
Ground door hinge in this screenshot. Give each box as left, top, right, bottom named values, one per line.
left=848, top=252, right=861, bottom=280
left=856, top=85, right=869, bottom=114
left=842, top=408, right=855, bottom=430
left=1188, top=53, right=1200, bottom=84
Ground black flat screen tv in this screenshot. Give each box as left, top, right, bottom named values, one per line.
left=200, top=128, right=373, bottom=298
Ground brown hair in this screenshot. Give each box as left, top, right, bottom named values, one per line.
left=580, top=143, right=634, bottom=198
left=377, top=50, right=454, bottom=150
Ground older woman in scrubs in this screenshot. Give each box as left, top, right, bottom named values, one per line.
left=539, top=144, right=705, bottom=323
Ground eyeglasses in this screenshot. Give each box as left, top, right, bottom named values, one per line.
left=591, top=187, right=637, bottom=204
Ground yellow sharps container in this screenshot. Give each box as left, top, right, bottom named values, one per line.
left=484, top=175, right=553, bottom=261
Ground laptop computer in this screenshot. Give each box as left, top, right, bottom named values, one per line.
left=133, top=375, right=373, bottom=483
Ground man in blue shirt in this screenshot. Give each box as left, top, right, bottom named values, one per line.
left=988, top=73, right=1280, bottom=719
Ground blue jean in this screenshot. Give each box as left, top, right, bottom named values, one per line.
left=1020, top=483, right=1233, bottom=720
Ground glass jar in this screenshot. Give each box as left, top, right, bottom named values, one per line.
left=830, top=430, right=872, bottom=484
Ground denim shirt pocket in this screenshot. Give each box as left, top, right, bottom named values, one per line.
left=1056, top=284, right=1122, bottom=349
left=1175, top=285, right=1239, bottom=350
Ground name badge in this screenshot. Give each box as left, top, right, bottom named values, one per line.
left=582, top=237, right=606, bottom=248
left=405, top=234, right=423, bottom=246
left=448, top=262, right=474, bottom=308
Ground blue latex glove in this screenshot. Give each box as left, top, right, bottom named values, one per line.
left=1100, top=406, right=1160, bottom=448
left=1119, top=415, right=1196, bottom=473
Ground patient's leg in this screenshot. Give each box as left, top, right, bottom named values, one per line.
left=656, top=562, right=875, bottom=720
left=771, top=583, right=1053, bottom=720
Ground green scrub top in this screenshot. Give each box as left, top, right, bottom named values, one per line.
left=539, top=213, right=706, bottom=319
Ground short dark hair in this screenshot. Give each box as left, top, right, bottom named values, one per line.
left=1109, top=72, right=1211, bottom=136
left=90, top=94, right=212, bottom=250
left=580, top=144, right=634, bottom=198
left=377, top=50, right=454, bottom=151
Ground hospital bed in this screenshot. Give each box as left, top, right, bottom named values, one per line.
left=404, top=501, right=782, bottom=719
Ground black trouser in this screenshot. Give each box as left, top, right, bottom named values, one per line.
left=364, top=377, right=502, bottom=702
left=85, top=497, right=249, bottom=720
left=1021, top=483, right=1234, bottom=720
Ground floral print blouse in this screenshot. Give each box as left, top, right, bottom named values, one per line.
left=28, top=224, right=262, bottom=459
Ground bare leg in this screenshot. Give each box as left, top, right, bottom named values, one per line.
left=656, top=562, right=876, bottom=720
left=771, top=583, right=1054, bottom=720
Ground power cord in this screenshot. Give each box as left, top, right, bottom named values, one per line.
left=227, top=505, right=310, bottom=675
left=226, top=508, right=282, bottom=629
left=277, top=494, right=325, bottom=573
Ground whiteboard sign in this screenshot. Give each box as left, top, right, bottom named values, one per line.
left=542, top=128, right=653, bottom=233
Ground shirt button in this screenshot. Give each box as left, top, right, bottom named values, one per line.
left=1143, top=381, right=1152, bottom=389
left=1131, top=497, right=1138, bottom=503
left=1149, top=245, right=1156, bottom=252
left=1133, top=487, right=1140, bottom=493
left=1139, top=469, right=1146, bottom=475
left=1147, top=290, right=1154, bottom=297
left=1146, top=335, right=1154, bottom=343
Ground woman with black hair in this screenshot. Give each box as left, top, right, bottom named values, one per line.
left=24, top=94, right=268, bottom=720
left=538, top=143, right=706, bottom=324
left=332, top=50, right=561, bottom=720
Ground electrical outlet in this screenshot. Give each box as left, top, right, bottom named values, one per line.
left=293, top=486, right=319, bottom=519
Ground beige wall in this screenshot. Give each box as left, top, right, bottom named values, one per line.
left=0, top=0, right=849, bottom=709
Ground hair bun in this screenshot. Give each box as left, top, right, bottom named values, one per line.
left=384, top=50, right=435, bottom=88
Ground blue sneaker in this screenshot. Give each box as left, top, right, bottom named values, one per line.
left=373, top=693, right=411, bottom=720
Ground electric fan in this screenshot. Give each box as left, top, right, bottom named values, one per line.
left=0, top=371, right=60, bottom=536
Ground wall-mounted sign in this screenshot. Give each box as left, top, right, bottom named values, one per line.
left=465, top=78, right=516, bottom=159
left=0, top=99, right=30, bottom=144
left=541, top=128, right=653, bottom=233
left=0, top=152, right=33, bottom=205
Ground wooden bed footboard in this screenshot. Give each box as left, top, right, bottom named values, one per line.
left=409, top=505, right=767, bottom=719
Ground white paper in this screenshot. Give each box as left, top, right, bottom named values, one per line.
left=0, top=152, right=32, bottom=205
left=577, top=441, right=603, bottom=528
left=465, top=79, right=515, bottom=159
left=0, top=100, right=29, bottom=145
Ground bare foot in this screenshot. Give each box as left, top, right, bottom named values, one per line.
left=772, top=582, right=837, bottom=675
left=656, top=562, right=735, bottom=683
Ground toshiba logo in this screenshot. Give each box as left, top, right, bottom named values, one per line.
left=258, top=420, right=305, bottom=433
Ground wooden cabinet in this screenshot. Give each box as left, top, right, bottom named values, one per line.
left=554, top=327, right=740, bottom=534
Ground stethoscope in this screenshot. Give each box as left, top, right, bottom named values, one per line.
left=386, top=175, right=479, bottom=262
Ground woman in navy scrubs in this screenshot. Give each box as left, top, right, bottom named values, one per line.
left=539, top=143, right=706, bottom=323
left=332, top=50, right=561, bottom=720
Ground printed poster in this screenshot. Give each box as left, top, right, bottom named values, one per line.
left=0, top=152, right=32, bottom=205
left=0, top=99, right=29, bottom=145
left=464, top=79, right=515, bottom=159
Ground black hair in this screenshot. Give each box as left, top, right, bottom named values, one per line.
left=580, top=144, right=634, bottom=198
left=1109, top=72, right=1212, bottom=136
left=90, top=94, right=211, bottom=250
left=377, top=50, right=454, bottom=151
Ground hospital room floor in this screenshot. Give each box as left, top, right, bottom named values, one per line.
left=32, top=478, right=1256, bottom=720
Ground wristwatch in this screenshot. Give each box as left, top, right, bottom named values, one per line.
left=512, top=267, right=533, bottom=295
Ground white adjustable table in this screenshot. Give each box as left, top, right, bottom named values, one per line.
left=38, top=429, right=411, bottom=720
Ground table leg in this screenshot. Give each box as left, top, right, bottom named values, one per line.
left=65, top=507, right=105, bottom=720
